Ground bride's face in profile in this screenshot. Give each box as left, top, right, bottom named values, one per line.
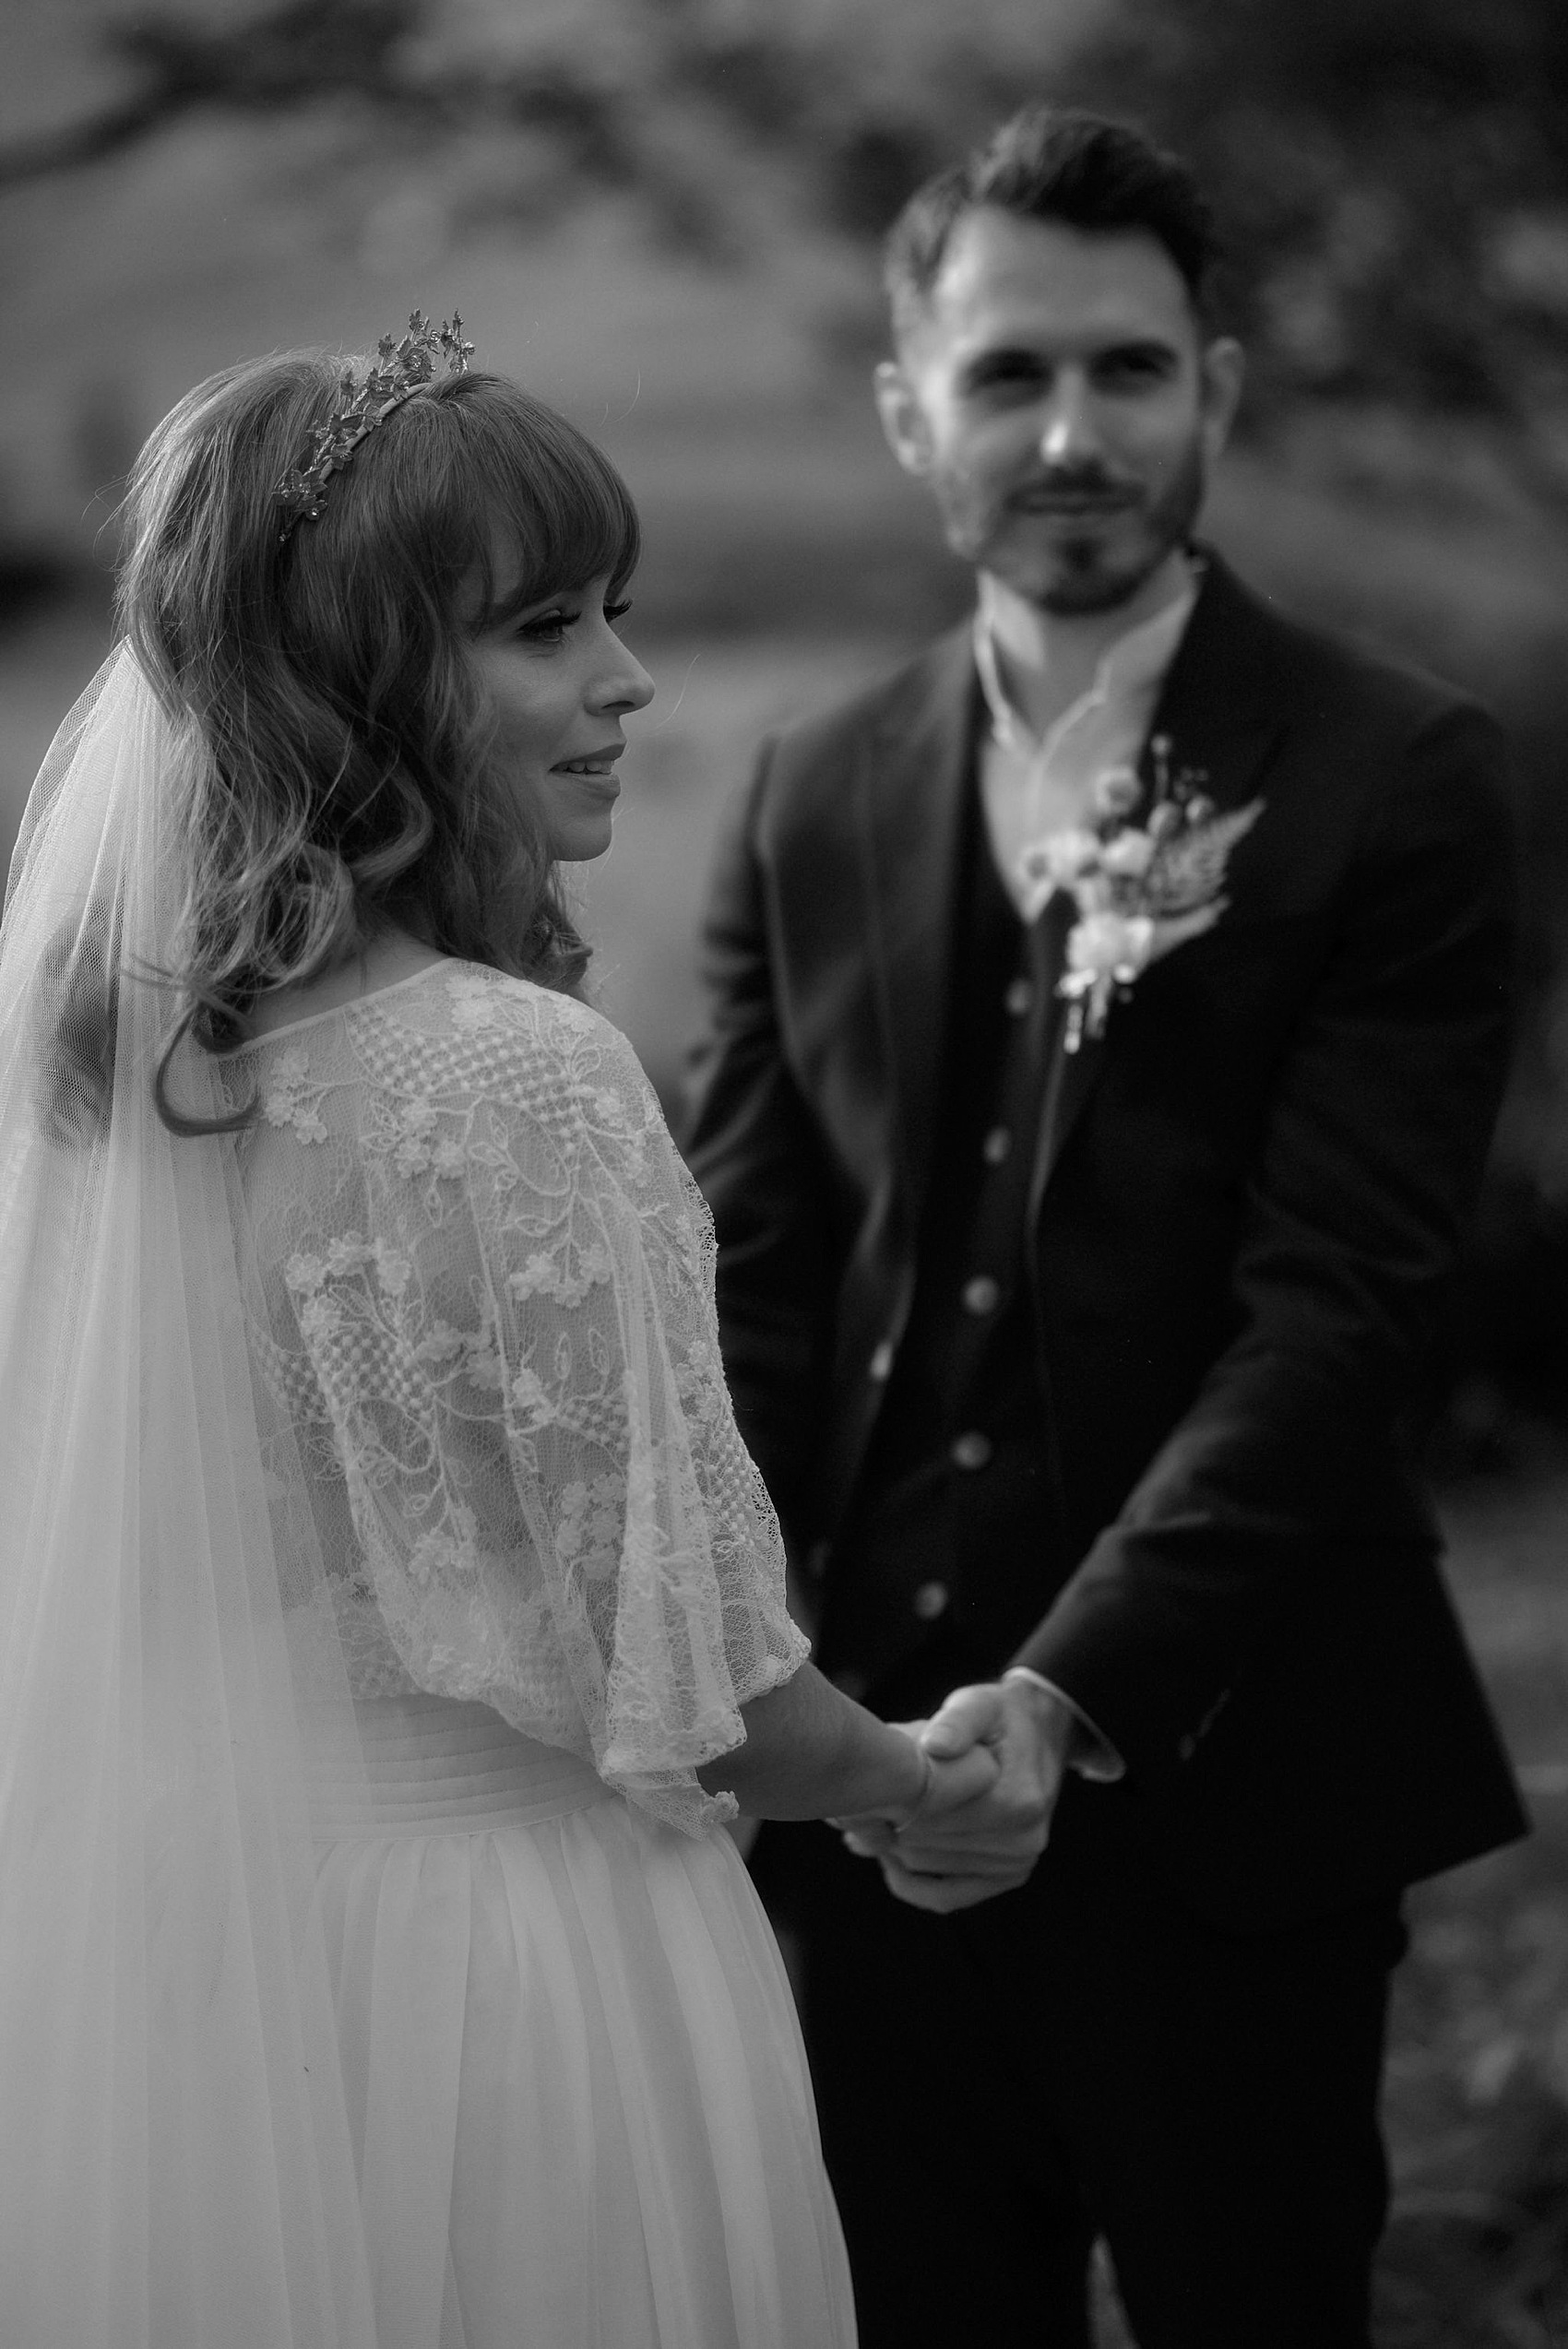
left=470, top=572, right=654, bottom=862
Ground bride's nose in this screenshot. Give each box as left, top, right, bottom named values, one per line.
left=593, top=647, right=655, bottom=717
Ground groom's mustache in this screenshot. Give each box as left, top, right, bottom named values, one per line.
left=1008, top=467, right=1140, bottom=511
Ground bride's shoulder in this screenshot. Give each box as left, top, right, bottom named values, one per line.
left=420, top=959, right=621, bottom=1050
left=396, top=961, right=655, bottom=1121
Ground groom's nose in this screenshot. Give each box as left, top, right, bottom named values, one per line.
left=1038, top=373, right=1103, bottom=467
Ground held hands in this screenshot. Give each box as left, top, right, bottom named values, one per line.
left=827, top=1728, right=999, bottom=1839
left=837, top=1676, right=1072, bottom=1915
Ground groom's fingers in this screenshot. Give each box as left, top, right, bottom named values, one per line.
left=921, top=1743, right=1003, bottom=1809
left=897, top=1825, right=1051, bottom=1871
left=892, top=1829, right=1046, bottom=1876
left=918, top=1682, right=1009, bottom=1760
left=878, top=1855, right=1034, bottom=1914
left=837, top=1821, right=897, bottom=1857
left=893, top=1800, right=1052, bottom=1855
left=912, top=1678, right=1066, bottom=1839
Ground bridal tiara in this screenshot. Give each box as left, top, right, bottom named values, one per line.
left=275, top=310, right=475, bottom=542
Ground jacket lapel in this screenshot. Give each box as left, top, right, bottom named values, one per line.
left=854, top=626, right=979, bottom=1223
left=1031, top=552, right=1287, bottom=1204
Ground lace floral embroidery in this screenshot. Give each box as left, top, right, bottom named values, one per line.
left=508, top=1240, right=613, bottom=1308
left=408, top=1506, right=483, bottom=1588
left=284, top=1233, right=410, bottom=1299
left=674, top=1337, right=725, bottom=1425
left=262, top=1046, right=328, bottom=1144
left=509, top=1365, right=560, bottom=1432
left=388, top=1097, right=468, bottom=1180
left=446, top=968, right=506, bottom=1033
left=234, top=963, right=808, bottom=1835
left=554, top=1473, right=627, bottom=1579
left=412, top=1318, right=505, bottom=1391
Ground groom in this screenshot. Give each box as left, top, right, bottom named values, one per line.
left=685, top=106, right=1526, bottom=2349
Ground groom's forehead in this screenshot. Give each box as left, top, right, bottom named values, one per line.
left=914, top=208, right=1202, bottom=354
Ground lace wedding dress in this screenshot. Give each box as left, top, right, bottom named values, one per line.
left=218, top=955, right=856, bottom=2348
left=0, top=650, right=850, bottom=2343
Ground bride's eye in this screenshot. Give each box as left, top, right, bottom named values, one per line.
left=517, top=606, right=578, bottom=644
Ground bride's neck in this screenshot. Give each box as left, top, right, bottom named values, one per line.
left=243, top=930, right=447, bottom=1038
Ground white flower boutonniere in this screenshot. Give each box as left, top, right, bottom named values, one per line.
left=1017, top=738, right=1264, bottom=1052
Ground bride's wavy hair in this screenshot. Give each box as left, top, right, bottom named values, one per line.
left=115, top=352, right=639, bottom=1133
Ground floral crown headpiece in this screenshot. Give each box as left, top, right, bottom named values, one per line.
left=275, top=310, right=475, bottom=543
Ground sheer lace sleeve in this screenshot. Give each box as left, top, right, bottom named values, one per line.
left=235, top=964, right=808, bottom=1834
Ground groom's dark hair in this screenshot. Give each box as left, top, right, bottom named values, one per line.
left=885, top=108, right=1221, bottom=343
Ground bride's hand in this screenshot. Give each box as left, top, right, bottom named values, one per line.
left=831, top=1722, right=1001, bottom=1855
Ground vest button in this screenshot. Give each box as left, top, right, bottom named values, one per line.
left=912, top=1580, right=949, bottom=1621
left=950, top=1430, right=992, bottom=1471
left=868, top=1338, right=895, bottom=1382
left=981, top=1126, right=1011, bottom=1165
left=962, top=1275, right=1000, bottom=1315
left=1004, top=978, right=1032, bottom=1015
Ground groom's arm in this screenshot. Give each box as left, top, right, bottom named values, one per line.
left=683, top=741, right=843, bottom=1560
left=1011, top=697, right=1515, bottom=1784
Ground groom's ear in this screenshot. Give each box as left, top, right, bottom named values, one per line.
left=874, top=361, right=935, bottom=479
left=1199, top=336, right=1245, bottom=466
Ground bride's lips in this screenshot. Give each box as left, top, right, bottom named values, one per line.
left=551, top=743, right=624, bottom=787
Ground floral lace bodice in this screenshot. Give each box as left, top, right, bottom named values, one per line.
left=225, top=961, right=807, bottom=1833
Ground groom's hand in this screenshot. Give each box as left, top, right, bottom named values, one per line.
left=829, top=1722, right=1000, bottom=1844
left=863, top=1677, right=1072, bottom=1914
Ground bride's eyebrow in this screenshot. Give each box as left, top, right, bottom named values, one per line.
left=483, top=579, right=578, bottom=630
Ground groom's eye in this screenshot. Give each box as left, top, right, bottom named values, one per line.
left=961, top=352, right=1047, bottom=398
left=1094, top=344, right=1179, bottom=389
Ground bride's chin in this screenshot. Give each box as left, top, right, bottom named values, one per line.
left=551, top=822, right=615, bottom=864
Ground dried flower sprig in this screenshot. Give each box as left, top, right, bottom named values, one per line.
left=1017, top=736, right=1264, bottom=1051
left=276, top=310, right=475, bottom=542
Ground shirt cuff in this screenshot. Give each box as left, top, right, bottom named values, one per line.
left=1003, top=1667, right=1126, bottom=1783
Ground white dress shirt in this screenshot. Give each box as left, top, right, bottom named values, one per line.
left=974, top=566, right=1199, bottom=916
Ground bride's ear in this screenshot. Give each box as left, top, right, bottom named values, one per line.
left=874, top=362, right=935, bottom=479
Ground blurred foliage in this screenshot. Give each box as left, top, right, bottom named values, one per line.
left=8, top=0, right=1568, bottom=1415
left=9, top=0, right=1568, bottom=477
left=1060, top=2, right=1568, bottom=467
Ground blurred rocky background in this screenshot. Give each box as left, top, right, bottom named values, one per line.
left=2, top=3, right=1566, bottom=2339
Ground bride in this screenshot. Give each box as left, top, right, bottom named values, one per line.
left=0, top=317, right=993, bottom=2346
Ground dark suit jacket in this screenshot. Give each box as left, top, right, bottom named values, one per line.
left=686, top=552, right=1527, bottom=1928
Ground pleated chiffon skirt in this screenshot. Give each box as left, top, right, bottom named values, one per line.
left=306, top=1693, right=856, bottom=2349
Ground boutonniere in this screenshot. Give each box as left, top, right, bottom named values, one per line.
left=1016, top=737, right=1264, bottom=1053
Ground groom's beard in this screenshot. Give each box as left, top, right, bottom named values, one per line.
left=937, top=437, right=1208, bottom=617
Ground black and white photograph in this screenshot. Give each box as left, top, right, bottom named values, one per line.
left=0, top=4, right=1565, bottom=2343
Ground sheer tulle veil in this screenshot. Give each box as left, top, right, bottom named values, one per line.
left=0, top=646, right=378, bottom=2343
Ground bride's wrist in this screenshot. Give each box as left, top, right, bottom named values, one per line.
left=888, top=1738, right=934, bottom=1834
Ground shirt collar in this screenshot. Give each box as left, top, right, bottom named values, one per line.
left=973, top=558, right=1201, bottom=754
